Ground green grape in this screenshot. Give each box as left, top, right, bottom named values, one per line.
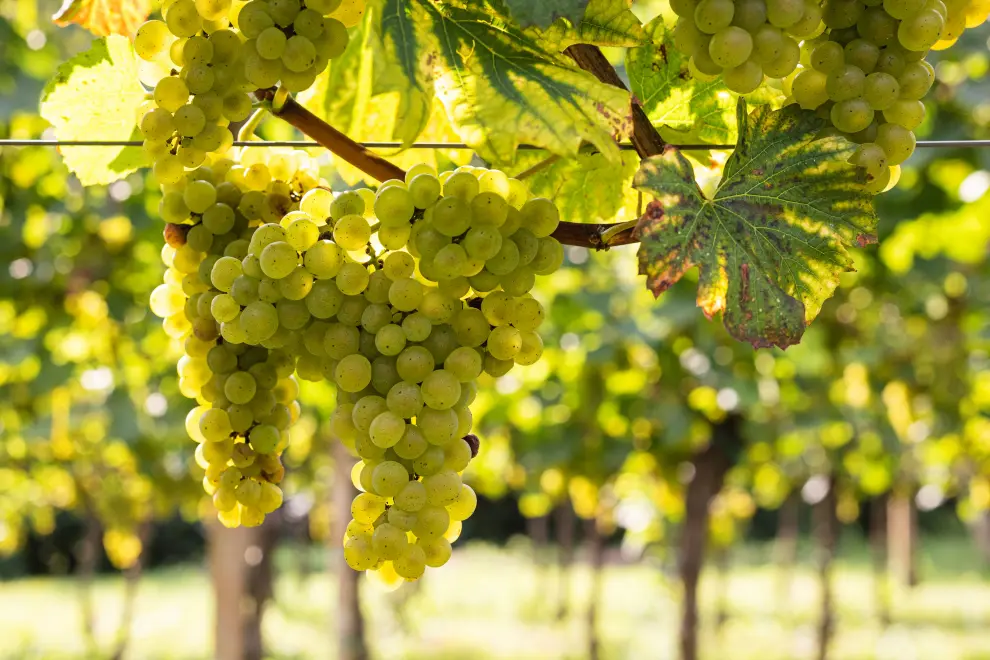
left=375, top=324, right=407, bottom=356
left=884, top=0, right=926, bottom=18
left=826, top=64, right=866, bottom=101
left=336, top=262, right=370, bottom=296
left=141, top=108, right=175, bottom=141
left=135, top=20, right=171, bottom=61
left=352, top=492, right=387, bottom=524
left=793, top=71, right=829, bottom=112
left=898, top=61, right=935, bottom=99
left=452, top=308, right=489, bottom=348
left=418, top=290, right=459, bottom=324
left=897, top=10, right=944, bottom=51
left=333, top=214, right=371, bottom=250
left=844, top=39, right=880, bottom=73
left=352, top=396, right=388, bottom=434
left=430, top=197, right=471, bottom=237
left=166, top=0, right=203, bottom=38
left=225, top=372, right=258, bottom=405
left=257, top=27, right=288, bottom=60
left=509, top=297, right=545, bottom=332
left=863, top=72, right=900, bottom=110
left=724, top=61, right=764, bottom=94
left=515, top=331, right=544, bottom=365
left=282, top=35, right=317, bottom=71
left=285, top=217, right=320, bottom=252
left=444, top=347, right=483, bottom=382
left=850, top=143, right=888, bottom=177
left=387, top=381, right=424, bottom=420
left=375, top=185, right=415, bottom=225
left=203, top=203, right=236, bottom=235
left=694, top=0, right=735, bottom=33
left=433, top=244, right=469, bottom=280
left=788, top=0, right=823, bottom=37
left=443, top=438, right=472, bottom=473
left=385, top=278, right=422, bottom=313
left=875, top=121, right=916, bottom=165
left=401, top=313, right=432, bottom=343
left=673, top=18, right=705, bottom=55
left=443, top=171, right=480, bottom=201
left=393, top=481, right=426, bottom=512
left=417, top=407, right=459, bottom=447
left=344, top=535, right=378, bottom=571
left=762, top=36, right=800, bottom=77
left=420, top=538, right=452, bottom=567
left=199, top=408, right=233, bottom=442
left=336, top=295, right=368, bottom=326
left=184, top=63, right=216, bottom=95
left=335, top=354, right=373, bottom=392
left=485, top=240, right=520, bottom=276
left=387, top=506, right=417, bottom=531
left=447, top=485, right=477, bottom=521
left=487, top=325, right=522, bottom=361
left=185, top=180, right=217, bottom=214
left=470, top=192, right=510, bottom=227
left=277, top=266, right=314, bottom=300
left=520, top=198, right=559, bottom=238
left=260, top=241, right=299, bottom=279
left=857, top=8, right=898, bottom=46
left=324, top=322, right=360, bottom=359
left=241, top=301, right=279, bottom=343
left=396, top=346, right=435, bottom=383
left=709, top=26, right=753, bottom=68
left=371, top=461, right=409, bottom=497
left=831, top=98, right=875, bottom=133
left=211, top=257, right=243, bottom=292
left=751, top=26, right=785, bottom=65
left=420, top=370, right=461, bottom=410
left=372, top=523, right=407, bottom=560
left=411, top=505, right=449, bottom=539
left=303, top=240, right=343, bottom=279
left=732, top=0, right=767, bottom=29
left=154, top=76, right=190, bottom=113
left=394, top=544, right=426, bottom=580
left=882, top=99, right=925, bottom=130
left=671, top=0, right=698, bottom=17
left=423, top=470, right=461, bottom=506
left=360, top=303, right=392, bottom=334
left=767, top=0, right=805, bottom=26
left=413, top=445, right=445, bottom=477
left=823, top=0, right=863, bottom=28
left=211, top=293, right=241, bottom=323
left=174, top=104, right=207, bottom=137
left=874, top=48, right=906, bottom=76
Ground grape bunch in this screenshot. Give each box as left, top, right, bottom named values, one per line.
left=309, top=165, right=564, bottom=581
left=133, top=0, right=352, bottom=173
left=150, top=146, right=326, bottom=527
left=672, top=0, right=823, bottom=93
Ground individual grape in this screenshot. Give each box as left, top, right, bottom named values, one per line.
left=674, top=18, right=706, bottom=55
left=751, top=25, right=785, bottom=65
left=762, top=36, right=800, bottom=77
left=447, top=485, right=477, bottom=522
left=166, top=0, right=203, bottom=38
left=135, top=20, right=171, bottom=61
left=423, top=470, right=462, bottom=506
left=826, top=64, right=866, bottom=101
left=372, top=523, right=408, bottom=560
left=884, top=0, right=926, bottom=18
left=823, top=0, right=863, bottom=28
left=857, top=7, right=898, bottom=46
left=767, top=0, right=805, bottom=27
left=420, top=538, right=452, bottom=568
left=709, top=27, right=753, bottom=68
left=260, top=241, right=299, bottom=279
left=694, top=0, right=735, bottom=33
left=372, top=461, right=409, bottom=497
left=732, top=0, right=768, bottom=30
left=421, top=370, right=461, bottom=410
left=724, top=61, right=764, bottom=94
left=897, top=10, right=944, bottom=51
left=792, top=69, right=829, bottom=109
left=788, top=1, right=824, bottom=37
left=844, top=39, right=880, bottom=72
left=335, top=354, right=372, bottom=392
left=875, top=121, right=917, bottom=164
left=883, top=99, right=925, bottom=130
left=334, top=214, right=372, bottom=250
left=282, top=35, right=317, bottom=72
left=898, top=61, right=935, bottom=99
left=812, top=41, right=847, bottom=74
left=863, top=72, right=900, bottom=110
left=487, top=326, right=522, bottom=361
left=241, top=301, right=280, bottom=343
left=411, top=505, right=449, bottom=539
left=394, top=544, right=427, bottom=580
left=515, top=331, right=544, bottom=365
left=375, top=186, right=415, bottom=225
left=831, top=98, right=875, bottom=133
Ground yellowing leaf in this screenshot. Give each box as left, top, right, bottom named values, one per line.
left=375, top=0, right=632, bottom=164
left=39, top=35, right=148, bottom=186
left=633, top=100, right=877, bottom=349
left=53, top=0, right=152, bottom=36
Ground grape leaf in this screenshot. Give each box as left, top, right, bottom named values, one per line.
left=521, top=150, right=640, bottom=225
left=375, top=0, right=632, bottom=164
left=39, top=35, right=148, bottom=186
left=538, top=0, right=648, bottom=51
left=52, top=0, right=151, bottom=36
left=626, top=16, right=735, bottom=145
left=503, top=0, right=589, bottom=27
left=632, top=100, right=878, bottom=350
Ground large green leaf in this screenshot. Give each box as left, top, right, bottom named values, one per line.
left=627, top=16, right=758, bottom=146
left=632, top=100, right=878, bottom=349
left=374, top=0, right=632, bottom=164
left=503, top=0, right=589, bottom=27
left=39, top=35, right=148, bottom=186
left=539, top=0, right=648, bottom=51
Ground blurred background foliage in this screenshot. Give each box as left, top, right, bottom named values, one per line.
left=3, top=0, right=990, bottom=659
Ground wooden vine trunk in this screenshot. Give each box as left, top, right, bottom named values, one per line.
left=814, top=475, right=839, bottom=660
left=887, top=489, right=918, bottom=587
left=585, top=517, right=605, bottom=660
left=773, top=491, right=801, bottom=616
left=555, top=501, right=577, bottom=621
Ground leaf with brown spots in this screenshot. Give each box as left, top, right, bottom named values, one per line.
left=53, top=0, right=151, bottom=36
left=632, top=99, right=877, bottom=349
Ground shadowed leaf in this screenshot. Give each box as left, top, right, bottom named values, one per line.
left=633, top=99, right=878, bottom=349
left=503, top=0, right=589, bottom=27
left=538, top=0, right=648, bottom=51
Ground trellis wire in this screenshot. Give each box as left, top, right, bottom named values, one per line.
left=2, top=139, right=990, bottom=149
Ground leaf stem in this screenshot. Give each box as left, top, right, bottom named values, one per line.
left=268, top=93, right=640, bottom=248
left=237, top=109, right=267, bottom=158
left=599, top=220, right=640, bottom=246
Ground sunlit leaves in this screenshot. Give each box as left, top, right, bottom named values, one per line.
left=502, top=0, right=589, bottom=27
left=374, top=0, right=632, bottom=164
left=538, top=0, right=648, bottom=51
left=52, top=0, right=152, bottom=36
left=39, top=35, right=147, bottom=185
left=633, top=100, right=878, bottom=349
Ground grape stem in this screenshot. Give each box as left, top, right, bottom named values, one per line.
left=266, top=92, right=642, bottom=249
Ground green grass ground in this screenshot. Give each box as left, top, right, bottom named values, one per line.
left=2, top=535, right=989, bottom=660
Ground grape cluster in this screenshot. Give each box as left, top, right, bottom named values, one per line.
left=150, top=147, right=325, bottom=526
left=672, top=0, right=822, bottom=93
left=323, top=165, right=564, bottom=581
left=670, top=0, right=990, bottom=193
left=133, top=0, right=352, bottom=172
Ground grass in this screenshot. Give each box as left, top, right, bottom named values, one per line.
left=2, top=534, right=990, bottom=660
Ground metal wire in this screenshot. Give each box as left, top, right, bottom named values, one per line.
left=2, top=139, right=990, bottom=149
